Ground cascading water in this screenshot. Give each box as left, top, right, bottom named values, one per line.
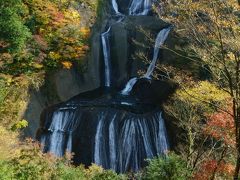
left=121, top=77, right=138, bottom=95
left=144, top=26, right=172, bottom=78
left=129, top=0, right=152, bottom=15
left=121, top=26, right=172, bottom=95
left=38, top=0, right=172, bottom=173
left=112, top=0, right=120, bottom=14
left=101, top=27, right=111, bottom=87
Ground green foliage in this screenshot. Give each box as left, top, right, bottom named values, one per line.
left=11, top=119, right=28, bottom=131
left=143, top=153, right=191, bottom=180
left=0, top=0, right=31, bottom=53
left=0, top=76, right=29, bottom=128
left=10, top=142, right=57, bottom=180
left=85, top=164, right=126, bottom=180
left=0, top=79, right=9, bottom=106
left=0, top=140, right=127, bottom=180
left=0, top=160, right=15, bottom=179
left=56, top=164, right=86, bottom=180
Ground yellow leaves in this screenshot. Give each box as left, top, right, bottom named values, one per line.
left=0, top=53, right=13, bottom=66
left=49, top=51, right=61, bottom=60
left=85, top=164, right=104, bottom=178
left=80, top=27, right=90, bottom=38
left=32, top=63, right=44, bottom=69
left=177, top=81, right=230, bottom=110
left=226, top=52, right=236, bottom=61
left=11, top=119, right=28, bottom=131
left=25, top=0, right=92, bottom=68
left=63, top=8, right=81, bottom=24
left=61, top=61, right=72, bottom=69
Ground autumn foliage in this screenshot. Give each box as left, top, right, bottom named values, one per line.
left=0, top=0, right=92, bottom=75
left=205, top=108, right=235, bottom=147
left=194, top=159, right=234, bottom=180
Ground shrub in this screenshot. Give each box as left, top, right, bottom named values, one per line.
left=0, top=160, right=15, bottom=179
left=0, top=126, right=19, bottom=160
left=56, top=164, right=86, bottom=180
left=143, top=153, right=191, bottom=180
left=86, top=164, right=127, bottom=180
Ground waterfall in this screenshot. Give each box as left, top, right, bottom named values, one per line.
left=39, top=0, right=171, bottom=174
left=102, top=0, right=153, bottom=87
left=101, top=0, right=121, bottom=87
left=94, top=112, right=108, bottom=166
left=109, top=114, right=118, bottom=170
left=41, top=109, right=81, bottom=156
left=121, top=77, right=138, bottom=95
left=156, top=112, right=169, bottom=154
left=93, top=110, right=169, bottom=173
left=121, top=26, right=171, bottom=95
left=129, top=0, right=152, bottom=15
left=144, top=26, right=172, bottom=78
left=101, top=27, right=111, bottom=87
left=112, top=0, right=120, bottom=14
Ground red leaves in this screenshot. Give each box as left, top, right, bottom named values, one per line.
left=33, top=35, right=48, bottom=50
left=194, top=160, right=234, bottom=180
left=204, top=104, right=235, bottom=146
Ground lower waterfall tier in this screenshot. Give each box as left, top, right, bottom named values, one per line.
left=37, top=87, right=170, bottom=173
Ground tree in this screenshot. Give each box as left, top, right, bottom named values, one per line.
left=164, top=83, right=234, bottom=179
left=0, top=0, right=30, bottom=53
left=143, top=153, right=191, bottom=180
left=156, top=0, right=240, bottom=178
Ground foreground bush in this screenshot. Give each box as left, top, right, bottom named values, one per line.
left=143, top=153, right=191, bottom=180
left=0, top=139, right=192, bottom=180
left=0, top=140, right=127, bottom=180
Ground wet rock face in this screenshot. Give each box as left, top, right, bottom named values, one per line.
left=23, top=67, right=99, bottom=137
left=132, top=78, right=177, bottom=104
left=116, top=0, right=130, bottom=14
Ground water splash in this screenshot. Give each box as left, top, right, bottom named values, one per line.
left=121, top=77, right=138, bottom=95
left=94, top=112, right=108, bottom=166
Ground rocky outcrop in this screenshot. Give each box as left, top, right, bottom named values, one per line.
left=24, top=68, right=96, bottom=137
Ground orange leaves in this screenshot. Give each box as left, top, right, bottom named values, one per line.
left=51, top=11, right=65, bottom=27
left=80, top=27, right=91, bottom=38
left=61, top=61, right=72, bottom=69
left=24, top=0, right=91, bottom=69
left=33, top=35, right=48, bottom=50
left=0, top=41, right=9, bottom=48
left=194, top=160, right=234, bottom=180
left=204, top=105, right=235, bottom=146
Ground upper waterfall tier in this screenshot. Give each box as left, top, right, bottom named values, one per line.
left=113, top=0, right=153, bottom=15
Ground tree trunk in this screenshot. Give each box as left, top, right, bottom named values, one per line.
left=233, top=126, right=240, bottom=180
left=233, top=149, right=240, bottom=180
